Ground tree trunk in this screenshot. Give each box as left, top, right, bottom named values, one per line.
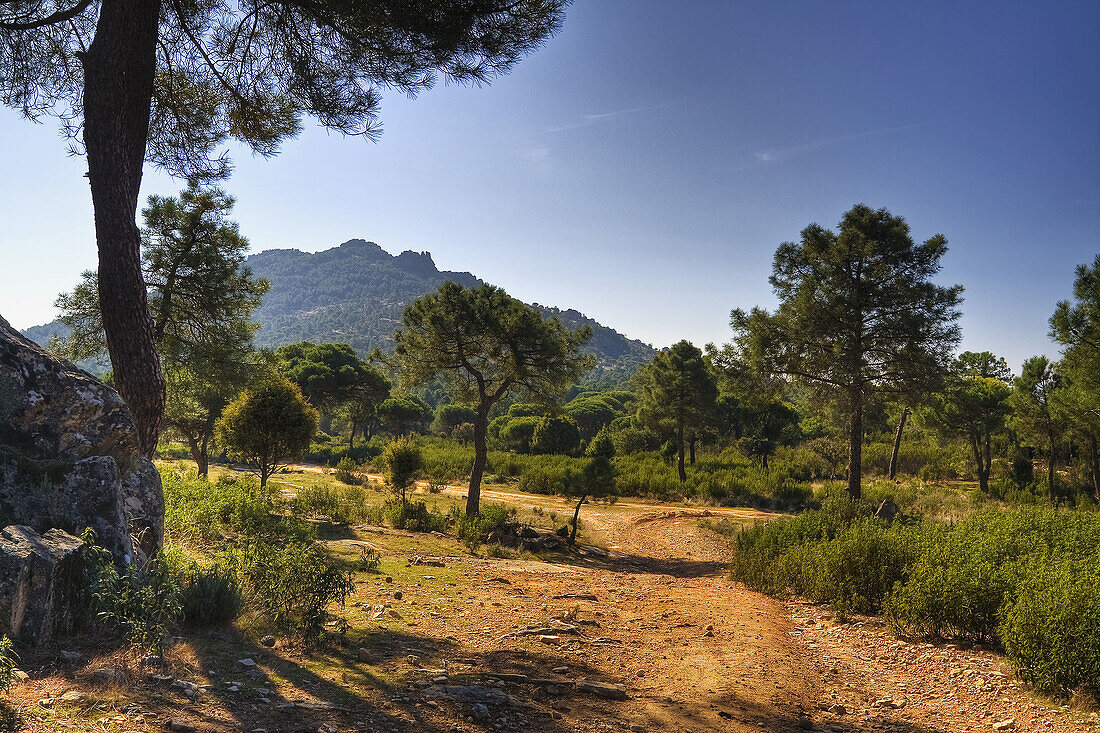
left=467, top=404, right=490, bottom=515
left=569, top=495, right=586, bottom=546
left=349, top=418, right=358, bottom=449
left=82, top=0, right=164, bottom=458
left=1090, top=434, right=1100, bottom=504
left=761, top=450, right=769, bottom=471
left=888, top=406, right=910, bottom=480
left=970, top=433, right=988, bottom=494
left=1047, top=431, right=1057, bottom=505
left=983, top=431, right=993, bottom=491
left=198, top=433, right=209, bottom=477
left=689, top=432, right=696, bottom=465
left=676, top=419, right=687, bottom=483
left=847, top=390, right=863, bottom=501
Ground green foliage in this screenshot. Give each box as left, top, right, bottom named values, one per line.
left=377, top=394, right=431, bottom=435
left=381, top=436, right=423, bottom=503
left=179, top=564, right=243, bottom=627
left=84, top=543, right=182, bottom=656
left=452, top=504, right=517, bottom=550
left=0, top=636, right=16, bottom=694
left=227, top=538, right=354, bottom=642
left=162, top=469, right=302, bottom=546
left=498, top=415, right=540, bottom=452
left=276, top=342, right=385, bottom=411
left=432, top=404, right=478, bottom=436
left=1001, top=560, right=1100, bottom=698
left=735, top=504, right=1100, bottom=701
left=531, top=415, right=581, bottom=455
left=585, top=429, right=616, bottom=459
left=334, top=456, right=365, bottom=485
left=732, top=204, right=962, bottom=498
left=635, top=340, right=718, bottom=480
left=375, top=500, right=448, bottom=533
left=217, top=375, right=319, bottom=487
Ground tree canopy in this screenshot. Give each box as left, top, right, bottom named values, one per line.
left=732, top=204, right=962, bottom=499
left=391, top=281, right=592, bottom=513
left=0, top=0, right=568, bottom=454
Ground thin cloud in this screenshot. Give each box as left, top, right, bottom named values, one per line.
left=542, top=104, right=666, bottom=134
left=745, top=122, right=931, bottom=167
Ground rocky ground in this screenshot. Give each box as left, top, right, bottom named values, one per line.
left=3, top=476, right=1094, bottom=733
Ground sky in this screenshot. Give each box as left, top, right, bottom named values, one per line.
left=1, top=1, right=1097, bottom=373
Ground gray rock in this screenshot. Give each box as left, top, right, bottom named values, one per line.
left=472, top=703, right=490, bottom=720
left=0, top=316, right=163, bottom=566
left=575, top=679, right=628, bottom=700
left=0, top=525, right=84, bottom=644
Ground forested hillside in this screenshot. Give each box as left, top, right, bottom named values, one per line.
left=246, top=239, right=655, bottom=387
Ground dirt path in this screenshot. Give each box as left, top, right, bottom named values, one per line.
left=437, top=492, right=1092, bottom=733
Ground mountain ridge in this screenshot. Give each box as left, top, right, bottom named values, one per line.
left=25, top=239, right=656, bottom=387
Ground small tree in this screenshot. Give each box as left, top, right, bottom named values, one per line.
left=636, top=341, right=717, bottom=482
left=563, top=456, right=616, bottom=546
left=380, top=437, right=422, bottom=505
left=391, top=283, right=592, bottom=514
left=377, top=395, right=431, bottom=436
left=217, top=377, right=319, bottom=488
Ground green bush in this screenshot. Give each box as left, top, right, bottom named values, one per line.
left=227, top=538, right=355, bottom=642
left=163, top=470, right=304, bottom=546
left=0, top=636, right=16, bottom=693
left=334, top=457, right=364, bottom=484
left=84, top=542, right=182, bottom=656
left=379, top=500, right=447, bottom=532
left=1001, top=560, right=1100, bottom=698
left=452, top=503, right=517, bottom=550
left=179, top=564, right=243, bottom=627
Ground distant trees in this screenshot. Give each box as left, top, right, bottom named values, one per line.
left=1010, top=356, right=1063, bottom=504
left=217, top=377, right=319, bottom=488
left=377, top=395, right=431, bottom=436
left=1050, top=255, right=1100, bottom=500
left=732, top=204, right=962, bottom=500
left=391, top=282, right=593, bottom=514
left=924, top=352, right=1012, bottom=494
left=432, top=404, right=478, bottom=437
left=1, top=0, right=568, bottom=453
left=563, top=456, right=616, bottom=546
left=531, top=416, right=582, bottom=455
left=636, top=341, right=717, bottom=482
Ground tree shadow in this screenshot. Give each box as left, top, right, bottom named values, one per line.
left=173, top=623, right=587, bottom=732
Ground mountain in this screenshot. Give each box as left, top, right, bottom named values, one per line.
left=26, top=240, right=656, bottom=387
left=247, top=240, right=656, bottom=387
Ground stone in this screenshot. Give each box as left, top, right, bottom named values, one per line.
left=0, top=525, right=84, bottom=644
left=827, top=703, right=846, bottom=715
left=357, top=647, right=372, bottom=662
left=0, top=316, right=163, bottom=566
left=59, top=649, right=82, bottom=662
left=472, top=703, right=490, bottom=720
left=260, top=635, right=276, bottom=647
left=576, top=680, right=628, bottom=700
left=992, top=721, right=1016, bottom=731
left=91, top=667, right=129, bottom=686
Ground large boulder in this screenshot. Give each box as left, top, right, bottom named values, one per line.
left=0, top=525, right=85, bottom=644
left=0, top=315, right=163, bottom=566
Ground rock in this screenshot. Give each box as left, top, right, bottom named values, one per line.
left=91, top=667, right=129, bottom=686
left=472, top=703, right=490, bottom=720
left=59, top=690, right=85, bottom=703
left=356, top=647, right=372, bottom=662
left=992, top=721, right=1016, bottom=731
left=0, top=525, right=85, bottom=644
left=237, top=658, right=257, bottom=668
left=166, top=719, right=197, bottom=732
left=538, top=634, right=561, bottom=644
left=259, top=635, right=276, bottom=647
left=827, top=703, right=846, bottom=715
left=556, top=526, right=570, bottom=538
left=796, top=718, right=814, bottom=730
left=552, top=666, right=570, bottom=675
left=12, top=670, right=29, bottom=683
left=576, top=680, right=628, bottom=700
left=59, top=649, right=83, bottom=662
left=393, top=591, right=403, bottom=600
left=874, top=498, right=902, bottom=523
left=0, top=316, right=163, bottom=566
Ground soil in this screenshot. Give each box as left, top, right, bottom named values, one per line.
left=3, top=480, right=1093, bottom=733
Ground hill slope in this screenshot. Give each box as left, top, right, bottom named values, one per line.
left=26, top=240, right=656, bottom=387
left=248, top=239, right=655, bottom=387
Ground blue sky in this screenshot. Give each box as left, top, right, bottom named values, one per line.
left=1, top=1, right=1097, bottom=372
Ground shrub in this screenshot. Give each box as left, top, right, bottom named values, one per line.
left=228, top=538, right=354, bottom=642
left=333, top=457, right=364, bottom=484
left=382, top=500, right=447, bottom=532
left=0, top=636, right=16, bottom=693
left=531, top=415, right=581, bottom=455
left=85, top=542, right=182, bottom=656
left=1001, top=560, right=1100, bottom=698
left=163, top=470, right=305, bottom=546
left=452, top=503, right=516, bottom=550
left=179, top=564, right=242, bottom=627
